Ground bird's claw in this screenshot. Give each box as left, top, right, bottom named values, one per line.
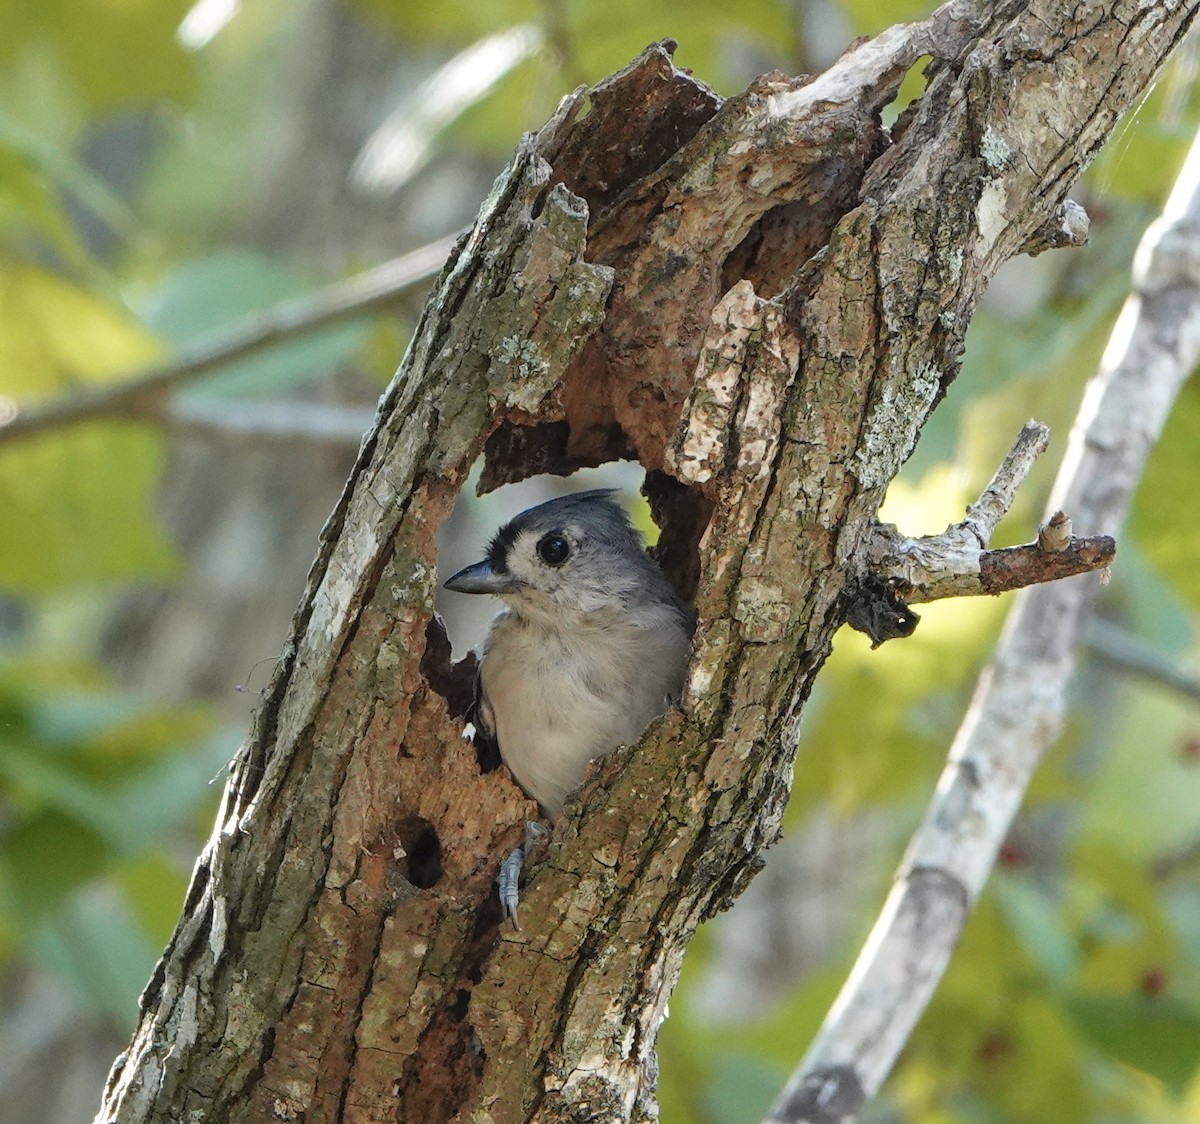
left=499, top=821, right=549, bottom=930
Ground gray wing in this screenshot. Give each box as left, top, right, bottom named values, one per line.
left=468, top=664, right=502, bottom=773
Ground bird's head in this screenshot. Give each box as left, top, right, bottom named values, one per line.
left=443, top=490, right=664, bottom=621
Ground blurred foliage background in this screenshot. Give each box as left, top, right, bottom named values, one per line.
left=1, top=1, right=1198, bottom=1121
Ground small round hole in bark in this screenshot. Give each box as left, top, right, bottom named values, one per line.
left=400, top=819, right=443, bottom=889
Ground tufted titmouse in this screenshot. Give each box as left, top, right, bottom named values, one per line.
left=444, top=490, right=695, bottom=820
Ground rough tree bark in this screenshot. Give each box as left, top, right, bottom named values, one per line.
left=97, top=2, right=1196, bottom=1122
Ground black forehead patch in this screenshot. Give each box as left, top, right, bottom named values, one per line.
left=484, top=489, right=634, bottom=573
left=486, top=522, right=520, bottom=573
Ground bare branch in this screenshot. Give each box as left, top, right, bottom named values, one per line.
left=1085, top=618, right=1200, bottom=705
left=1152, top=834, right=1200, bottom=882
left=768, top=120, right=1200, bottom=1124
left=963, top=420, right=1049, bottom=543
left=864, top=422, right=1114, bottom=604
left=971, top=536, right=1115, bottom=594
left=0, top=233, right=458, bottom=446
left=164, top=399, right=378, bottom=446
left=1021, top=198, right=1091, bottom=256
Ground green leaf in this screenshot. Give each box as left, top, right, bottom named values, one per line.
left=1089, top=111, right=1195, bottom=204
left=118, top=852, right=190, bottom=947
left=0, top=0, right=197, bottom=115
left=841, top=0, right=934, bottom=36
left=141, top=251, right=374, bottom=399
left=76, top=704, right=214, bottom=777
left=1078, top=682, right=1200, bottom=872
left=1067, top=995, right=1200, bottom=1094
left=0, top=671, right=219, bottom=851
left=354, top=0, right=538, bottom=43
left=0, top=270, right=174, bottom=591
left=0, top=111, right=135, bottom=250
left=569, top=0, right=791, bottom=92
left=0, top=142, right=90, bottom=269
left=101, top=727, right=232, bottom=851
left=0, top=735, right=137, bottom=845
left=702, top=1052, right=784, bottom=1124
left=0, top=811, right=112, bottom=919
left=994, top=873, right=1077, bottom=988
left=33, top=888, right=160, bottom=1023
left=0, top=260, right=163, bottom=398
left=362, top=317, right=411, bottom=386
left=25, top=690, right=144, bottom=748
left=0, top=421, right=178, bottom=592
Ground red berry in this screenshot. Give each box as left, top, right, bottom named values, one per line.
left=998, top=840, right=1027, bottom=868
left=978, top=1033, right=1012, bottom=1064
left=1141, top=968, right=1167, bottom=997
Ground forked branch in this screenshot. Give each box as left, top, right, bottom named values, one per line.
left=863, top=421, right=1116, bottom=609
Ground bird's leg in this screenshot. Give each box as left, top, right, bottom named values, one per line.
left=499, top=821, right=549, bottom=930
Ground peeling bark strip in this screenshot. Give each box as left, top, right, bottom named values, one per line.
left=99, top=3, right=1197, bottom=1123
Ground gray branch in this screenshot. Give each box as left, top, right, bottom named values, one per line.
left=164, top=399, right=379, bottom=446
left=1085, top=617, right=1200, bottom=705
left=865, top=422, right=1115, bottom=604
left=768, top=121, right=1200, bottom=1124
left=0, top=233, right=458, bottom=445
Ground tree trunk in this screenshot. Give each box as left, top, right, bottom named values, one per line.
left=97, top=2, right=1197, bottom=1121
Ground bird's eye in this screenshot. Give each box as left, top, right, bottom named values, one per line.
left=536, top=532, right=570, bottom=566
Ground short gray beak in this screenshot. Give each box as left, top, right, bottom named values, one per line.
left=443, top=559, right=519, bottom=595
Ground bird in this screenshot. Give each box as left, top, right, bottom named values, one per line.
left=445, top=488, right=695, bottom=815
left=443, top=489, right=694, bottom=922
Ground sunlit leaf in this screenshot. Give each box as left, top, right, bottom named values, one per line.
left=362, top=317, right=411, bottom=386
left=0, top=422, right=178, bottom=592
left=0, top=261, right=162, bottom=398
left=0, top=0, right=197, bottom=114
left=841, top=0, right=933, bottom=36
left=118, top=852, right=190, bottom=947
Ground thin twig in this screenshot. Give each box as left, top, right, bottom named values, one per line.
left=0, top=232, right=460, bottom=445
left=768, top=123, right=1200, bottom=1124
left=1085, top=617, right=1200, bottom=704
left=1152, top=835, right=1200, bottom=881
left=165, top=399, right=380, bottom=447
left=963, top=419, right=1051, bottom=542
